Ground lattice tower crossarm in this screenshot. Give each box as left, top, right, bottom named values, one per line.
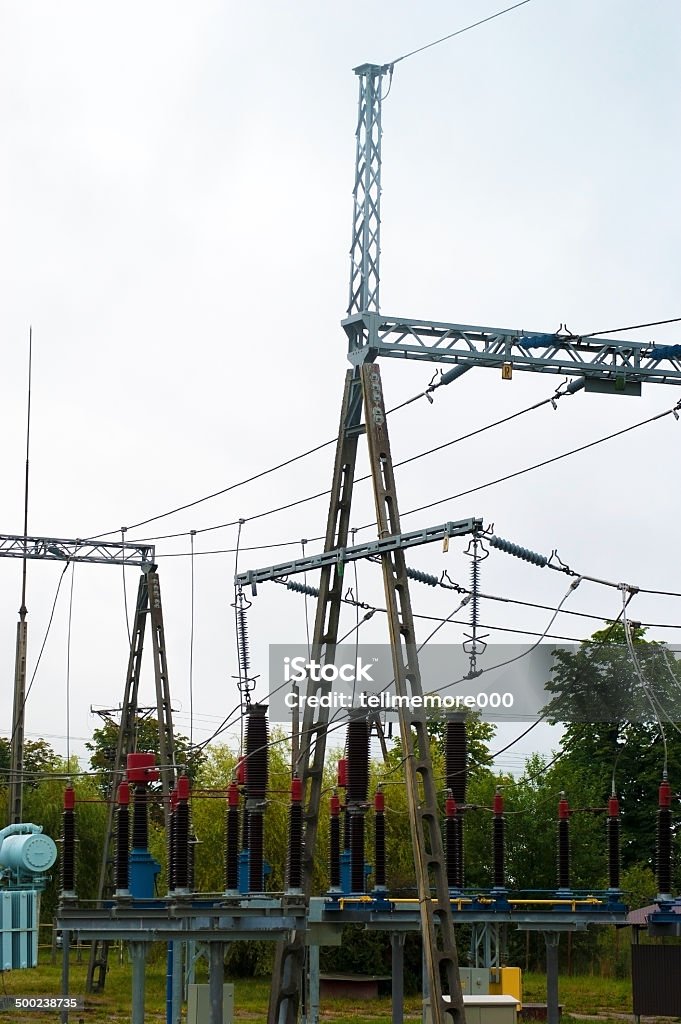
left=347, top=64, right=390, bottom=317
left=236, top=518, right=480, bottom=588
left=0, top=533, right=155, bottom=567
left=344, top=312, right=681, bottom=386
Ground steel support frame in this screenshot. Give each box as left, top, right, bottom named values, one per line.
left=361, top=362, right=466, bottom=1024
left=267, top=369, right=364, bottom=1024
left=86, top=569, right=176, bottom=993
left=343, top=312, right=681, bottom=385
left=0, top=533, right=154, bottom=567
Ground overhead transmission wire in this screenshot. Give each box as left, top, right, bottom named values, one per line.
left=147, top=393, right=681, bottom=559
left=120, top=385, right=566, bottom=546
left=621, top=589, right=668, bottom=776
left=388, top=0, right=536, bottom=65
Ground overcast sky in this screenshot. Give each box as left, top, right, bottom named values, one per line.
left=1, top=1, right=681, bottom=782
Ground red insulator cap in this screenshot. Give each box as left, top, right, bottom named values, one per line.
left=126, top=752, right=160, bottom=783
left=228, top=781, right=240, bottom=807
left=445, top=796, right=457, bottom=818
left=330, top=792, right=340, bottom=816
left=374, top=789, right=385, bottom=813
left=659, top=779, right=672, bottom=808
left=236, top=759, right=246, bottom=786
left=291, top=775, right=303, bottom=802
left=177, top=775, right=190, bottom=801
left=337, top=758, right=347, bottom=788
left=608, top=795, right=619, bottom=817
left=558, top=796, right=570, bottom=820
left=117, top=782, right=130, bottom=806
left=63, top=786, right=75, bottom=811
left=493, top=791, right=504, bottom=816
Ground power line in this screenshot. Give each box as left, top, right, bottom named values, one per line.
left=377, top=398, right=681, bottom=528
left=390, top=0, right=536, bottom=65
left=582, top=316, right=681, bottom=339
left=134, top=385, right=571, bottom=550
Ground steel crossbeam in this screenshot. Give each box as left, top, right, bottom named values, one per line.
left=344, top=312, right=681, bottom=384
left=236, top=519, right=480, bottom=588
left=0, top=533, right=155, bottom=567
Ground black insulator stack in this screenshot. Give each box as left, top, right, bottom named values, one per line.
left=115, top=782, right=130, bottom=893
left=329, top=793, right=341, bottom=890
left=492, top=789, right=506, bottom=890
left=286, top=776, right=303, bottom=891
left=607, top=795, right=620, bottom=891
left=245, top=705, right=269, bottom=799
left=656, top=779, right=672, bottom=896
left=168, top=788, right=178, bottom=891
left=350, top=812, right=365, bottom=893
left=131, top=785, right=149, bottom=851
left=470, top=552, right=481, bottom=642
left=455, top=812, right=465, bottom=889
left=346, top=715, right=370, bottom=802
left=248, top=812, right=265, bottom=892
left=446, top=715, right=467, bottom=805
left=374, top=789, right=386, bottom=890
left=446, top=790, right=456, bottom=888
left=346, top=714, right=370, bottom=894
left=225, top=782, right=240, bottom=892
left=173, top=776, right=191, bottom=891
left=557, top=794, right=570, bottom=890
left=188, top=822, right=196, bottom=891
left=61, top=786, right=76, bottom=896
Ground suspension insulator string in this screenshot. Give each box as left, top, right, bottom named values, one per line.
left=463, top=535, right=488, bottom=677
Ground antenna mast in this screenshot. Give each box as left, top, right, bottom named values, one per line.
left=9, top=326, right=32, bottom=824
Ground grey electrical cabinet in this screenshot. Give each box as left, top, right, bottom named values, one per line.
left=187, top=983, right=234, bottom=1024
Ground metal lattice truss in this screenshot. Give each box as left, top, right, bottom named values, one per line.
left=344, top=311, right=681, bottom=385
left=236, top=518, right=480, bottom=588
left=347, top=64, right=389, bottom=317
left=0, top=534, right=155, bottom=567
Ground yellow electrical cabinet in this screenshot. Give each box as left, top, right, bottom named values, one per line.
left=489, top=967, right=522, bottom=1007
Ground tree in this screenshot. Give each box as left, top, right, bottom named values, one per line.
left=86, top=717, right=205, bottom=792
left=543, top=625, right=681, bottom=869
left=0, top=736, right=61, bottom=785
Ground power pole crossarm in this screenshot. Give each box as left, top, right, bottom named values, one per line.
left=0, top=534, right=155, bottom=567
left=344, top=312, right=681, bottom=385
left=236, top=519, right=481, bottom=588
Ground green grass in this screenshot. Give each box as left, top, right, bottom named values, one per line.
left=0, top=954, right=635, bottom=1022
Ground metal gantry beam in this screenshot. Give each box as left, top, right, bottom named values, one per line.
left=0, top=533, right=155, bottom=567
left=344, top=311, right=681, bottom=385
left=236, top=519, right=481, bottom=588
